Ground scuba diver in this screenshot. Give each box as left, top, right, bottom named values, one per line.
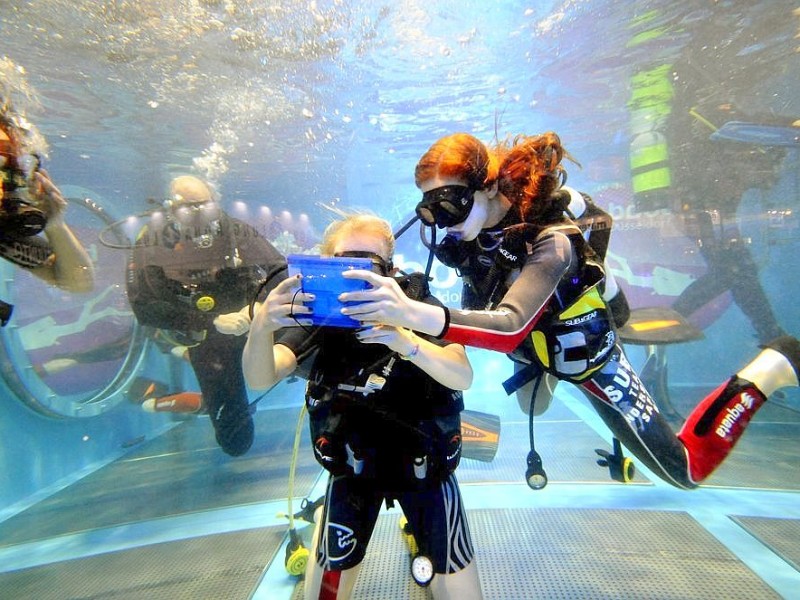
left=126, top=175, right=287, bottom=456
left=667, top=100, right=795, bottom=345
left=336, top=131, right=800, bottom=490
left=626, top=2, right=798, bottom=345
left=242, top=215, right=482, bottom=599
left=1, top=60, right=94, bottom=314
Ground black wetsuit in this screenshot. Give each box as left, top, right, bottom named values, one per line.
left=127, top=211, right=286, bottom=456
left=438, top=210, right=777, bottom=488
left=278, top=274, right=474, bottom=574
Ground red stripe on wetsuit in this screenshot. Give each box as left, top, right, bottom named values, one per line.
left=319, top=569, right=342, bottom=600
left=441, top=303, right=548, bottom=353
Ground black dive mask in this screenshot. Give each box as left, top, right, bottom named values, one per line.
left=334, top=250, right=393, bottom=276
left=416, top=185, right=475, bottom=228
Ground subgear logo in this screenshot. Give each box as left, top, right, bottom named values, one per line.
left=328, top=522, right=357, bottom=562
left=498, top=246, right=518, bottom=263
left=565, top=311, right=597, bottom=326
left=715, top=392, right=756, bottom=440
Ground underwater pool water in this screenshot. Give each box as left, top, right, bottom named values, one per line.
left=1, top=1, right=799, bottom=598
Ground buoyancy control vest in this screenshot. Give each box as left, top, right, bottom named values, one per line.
left=438, top=218, right=617, bottom=383
left=303, top=273, right=464, bottom=484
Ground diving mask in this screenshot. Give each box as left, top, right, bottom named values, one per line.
left=334, top=250, right=393, bottom=276
left=416, top=185, right=475, bottom=228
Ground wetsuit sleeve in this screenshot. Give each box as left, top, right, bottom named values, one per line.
left=274, top=326, right=318, bottom=358
left=441, top=230, right=573, bottom=353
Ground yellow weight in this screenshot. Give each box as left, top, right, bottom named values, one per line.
left=195, top=295, right=215, bottom=311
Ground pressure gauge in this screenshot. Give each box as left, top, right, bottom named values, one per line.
left=411, top=555, right=434, bottom=587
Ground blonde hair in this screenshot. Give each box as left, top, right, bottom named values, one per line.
left=320, top=214, right=394, bottom=258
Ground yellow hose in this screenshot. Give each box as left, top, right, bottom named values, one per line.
left=287, top=402, right=307, bottom=531
left=688, top=107, right=719, bottom=132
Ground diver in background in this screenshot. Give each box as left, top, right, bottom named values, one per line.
left=628, top=2, right=797, bottom=344
left=667, top=98, right=794, bottom=345
left=1, top=64, right=94, bottom=300
left=127, top=175, right=287, bottom=456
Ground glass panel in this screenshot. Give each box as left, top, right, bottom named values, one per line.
left=0, top=195, right=145, bottom=417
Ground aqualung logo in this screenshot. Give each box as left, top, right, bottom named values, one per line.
left=447, top=435, right=462, bottom=462
left=715, top=392, right=756, bottom=439
left=314, top=437, right=334, bottom=463
left=328, top=522, right=357, bottom=561
left=592, top=331, right=616, bottom=365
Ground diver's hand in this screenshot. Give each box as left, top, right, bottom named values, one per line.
left=339, top=270, right=416, bottom=328
left=252, top=275, right=314, bottom=332
left=213, top=311, right=251, bottom=336
left=30, top=170, right=67, bottom=227
left=355, top=324, right=418, bottom=356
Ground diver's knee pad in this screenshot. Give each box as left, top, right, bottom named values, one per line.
left=211, top=400, right=254, bottom=456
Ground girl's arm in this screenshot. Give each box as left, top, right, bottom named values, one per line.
left=357, top=325, right=472, bottom=390
left=29, top=171, right=94, bottom=293
left=242, top=275, right=312, bottom=390
left=341, top=230, right=573, bottom=353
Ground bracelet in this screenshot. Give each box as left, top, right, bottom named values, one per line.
left=399, top=342, right=420, bottom=361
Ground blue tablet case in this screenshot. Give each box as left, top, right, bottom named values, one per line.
left=286, top=254, right=372, bottom=328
